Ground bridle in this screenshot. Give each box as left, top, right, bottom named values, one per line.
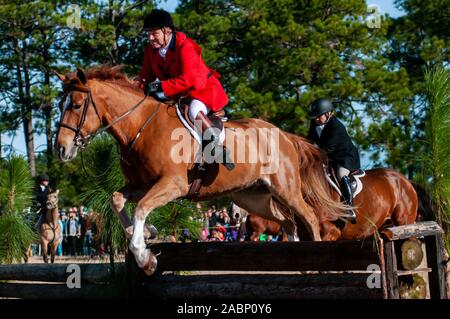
left=59, top=84, right=100, bottom=148
left=59, top=83, right=151, bottom=149
left=58, top=81, right=162, bottom=177
left=46, top=195, right=58, bottom=210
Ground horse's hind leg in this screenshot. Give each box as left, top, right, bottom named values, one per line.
left=250, top=231, right=261, bottom=241
left=266, top=175, right=321, bottom=241
left=231, top=189, right=297, bottom=240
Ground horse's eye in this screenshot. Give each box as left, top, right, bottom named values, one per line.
left=72, top=103, right=82, bottom=109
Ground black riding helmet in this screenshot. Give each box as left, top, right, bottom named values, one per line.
left=39, top=173, right=50, bottom=181
left=143, top=9, right=174, bottom=31
left=309, top=98, right=333, bottom=118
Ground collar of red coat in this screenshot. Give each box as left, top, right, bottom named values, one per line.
left=151, top=31, right=202, bottom=55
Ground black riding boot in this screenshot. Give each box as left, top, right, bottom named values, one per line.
left=195, top=111, right=235, bottom=171
left=340, top=176, right=357, bottom=224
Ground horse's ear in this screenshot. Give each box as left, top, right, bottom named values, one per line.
left=55, top=189, right=60, bottom=195
left=52, top=70, right=66, bottom=82
left=77, top=67, right=87, bottom=84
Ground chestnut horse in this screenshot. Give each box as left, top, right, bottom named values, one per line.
left=245, top=214, right=288, bottom=241
left=287, top=133, right=418, bottom=241
left=39, top=190, right=62, bottom=263
left=54, top=66, right=348, bottom=275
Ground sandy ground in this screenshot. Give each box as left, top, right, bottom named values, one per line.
left=26, top=255, right=126, bottom=264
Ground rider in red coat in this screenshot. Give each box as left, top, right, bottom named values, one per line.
left=135, top=9, right=233, bottom=170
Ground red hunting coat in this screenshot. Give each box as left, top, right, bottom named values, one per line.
left=138, top=32, right=229, bottom=112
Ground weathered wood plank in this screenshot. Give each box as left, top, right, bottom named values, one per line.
left=0, top=263, right=124, bottom=283
left=145, top=241, right=379, bottom=272
left=382, top=221, right=443, bottom=241
left=0, top=283, right=123, bottom=299
left=425, top=234, right=447, bottom=299
left=142, top=274, right=383, bottom=299
left=384, top=241, right=400, bottom=299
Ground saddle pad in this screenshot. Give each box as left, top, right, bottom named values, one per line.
left=175, top=104, right=225, bottom=145
left=323, top=165, right=366, bottom=198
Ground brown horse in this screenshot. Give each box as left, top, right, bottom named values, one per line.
left=39, top=190, right=62, bottom=263
left=287, top=133, right=418, bottom=240
left=245, top=214, right=288, bottom=241
left=54, top=65, right=348, bottom=274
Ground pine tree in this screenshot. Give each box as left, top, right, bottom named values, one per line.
left=176, top=0, right=413, bottom=172
left=423, top=65, right=450, bottom=247
left=0, top=156, right=36, bottom=264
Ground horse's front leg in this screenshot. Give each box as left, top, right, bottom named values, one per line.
left=41, top=240, right=49, bottom=263
left=51, top=244, right=56, bottom=263
left=111, top=185, right=146, bottom=238
left=129, top=177, right=186, bottom=275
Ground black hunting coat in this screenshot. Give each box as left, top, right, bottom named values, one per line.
left=307, top=116, right=360, bottom=171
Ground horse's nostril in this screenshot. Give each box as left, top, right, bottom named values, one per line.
left=59, top=146, right=65, bottom=159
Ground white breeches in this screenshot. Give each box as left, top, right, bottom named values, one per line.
left=188, top=99, right=211, bottom=122
left=337, top=165, right=350, bottom=180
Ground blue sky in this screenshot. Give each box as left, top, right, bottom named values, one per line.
left=1, top=1, right=404, bottom=164
left=157, top=0, right=405, bottom=16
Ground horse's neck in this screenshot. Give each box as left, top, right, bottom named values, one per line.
left=95, top=81, right=165, bottom=147
left=47, top=208, right=58, bottom=225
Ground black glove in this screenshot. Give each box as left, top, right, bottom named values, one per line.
left=145, top=81, right=162, bottom=96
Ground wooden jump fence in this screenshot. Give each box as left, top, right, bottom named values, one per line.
left=0, top=221, right=447, bottom=299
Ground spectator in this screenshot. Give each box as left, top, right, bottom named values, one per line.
left=57, top=211, right=66, bottom=256
left=84, top=211, right=94, bottom=257
left=77, top=211, right=87, bottom=255
left=65, top=210, right=80, bottom=256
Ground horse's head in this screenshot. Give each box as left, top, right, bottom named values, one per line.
left=46, top=189, right=59, bottom=210
left=54, top=68, right=102, bottom=162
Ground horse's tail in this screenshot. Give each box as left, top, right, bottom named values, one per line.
left=412, top=183, right=435, bottom=222
left=285, top=132, right=349, bottom=220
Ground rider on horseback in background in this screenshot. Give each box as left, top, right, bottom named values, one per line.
left=34, top=173, right=51, bottom=229
left=134, top=9, right=234, bottom=170
left=307, top=98, right=360, bottom=223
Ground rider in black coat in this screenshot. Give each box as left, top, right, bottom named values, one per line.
left=34, top=173, right=50, bottom=227
left=307, top=98, right=360, bottom=222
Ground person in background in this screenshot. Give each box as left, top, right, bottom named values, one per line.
left=56, top=211, right=66, bottom=256
left=65, top=210, right=80, bottom=256
left=34, top=173, right=50, bottom=229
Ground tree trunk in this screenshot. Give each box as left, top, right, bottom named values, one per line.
left=22, top=41, right=36, bottom=177
left=109, top=0, right=118, bottom=64
left=43, top=37, right=53, bottom=169
left=14, top=37, right=35, bottom=176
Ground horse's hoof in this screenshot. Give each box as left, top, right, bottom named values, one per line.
left=142, top=254, right=158, bottom=276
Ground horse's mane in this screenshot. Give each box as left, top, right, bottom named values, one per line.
left=85, top=65, right=143, bottom=94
